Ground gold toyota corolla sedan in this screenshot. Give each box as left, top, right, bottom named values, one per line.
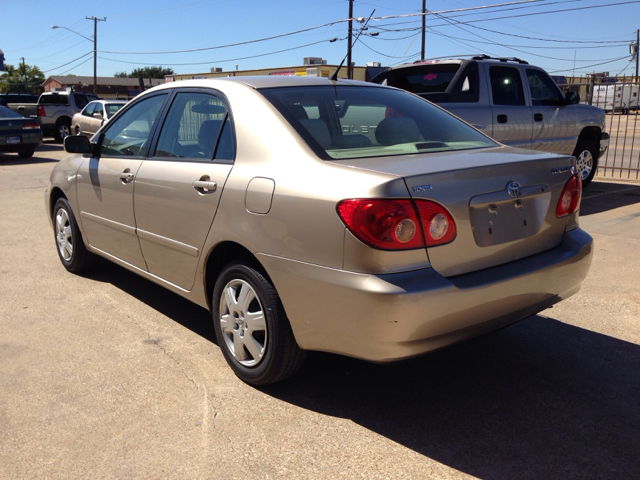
left=45, top=76, right=593, bottom=385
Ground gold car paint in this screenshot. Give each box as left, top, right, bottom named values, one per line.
left=257, top=227, right=592, bottom=358
left=48, top=77, right=593, bottom=362
left=133, top=160, right=233, bottom=291
left=76, top=157, right=147, bottom=270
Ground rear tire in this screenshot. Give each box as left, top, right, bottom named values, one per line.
left=572, top=141, right=598, bottom=187
left=53, top=198, right=94, bottom=273
left=18, top=148, right=35, bottom=158
left=54, top=119, right=71, bottom=143
left=211, top=260, right=306, bottom=385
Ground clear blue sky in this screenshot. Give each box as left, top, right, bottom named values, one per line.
left=1, top=0, right=639, bottom=79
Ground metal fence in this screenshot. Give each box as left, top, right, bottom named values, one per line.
left=598, top=82, right=640, bottom=181
left=561, top=80, right=640, bottom=180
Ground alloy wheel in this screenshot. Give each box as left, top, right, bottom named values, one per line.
left=219, top=279, right=267, bottom=367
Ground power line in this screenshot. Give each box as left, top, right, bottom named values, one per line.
left=99, top=38, right=339, bottom=67
left=99, top=21, right=347, bottom=55
left=43, top=52, right=93, bottom=73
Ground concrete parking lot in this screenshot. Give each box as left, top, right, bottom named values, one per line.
left=1, top=142, right=639, bottom=479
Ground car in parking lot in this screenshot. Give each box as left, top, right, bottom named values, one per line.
left=46, top=76, right=593, bottom=385
left=71, top=99, right=127, bottom=138
left=0, top=105, right=43, bottom=158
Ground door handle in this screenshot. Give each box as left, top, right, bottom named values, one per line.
left=118, top=170, right=134, bottom=183
left=497, top=114, right=508, bottom=124
left=534, top=113, right=543, bottom=122
left=192, top=180, right=217, bottom=193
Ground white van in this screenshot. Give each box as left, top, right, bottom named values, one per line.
left=593, top=83, right=639, bottom=113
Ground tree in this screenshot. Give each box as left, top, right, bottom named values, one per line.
left=0, top=63, right=45, bottom=94
left=112, top=66, right=174, bottom=79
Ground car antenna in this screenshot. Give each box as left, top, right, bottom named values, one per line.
left=329, top=10, right=375, bottom=82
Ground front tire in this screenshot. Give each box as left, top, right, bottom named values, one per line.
left=212, top=261, right=306, bottom=385
left=573, top=141, right=599, bottom=187
left=53, top=198, right=94, bottom=273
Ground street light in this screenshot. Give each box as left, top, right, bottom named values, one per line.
left=52, top=16, right=106, bottom=95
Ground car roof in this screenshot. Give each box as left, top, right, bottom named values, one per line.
left=153, top=75, right=380, bottom=92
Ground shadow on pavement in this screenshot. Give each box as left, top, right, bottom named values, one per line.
left=81, top=258, right=216, bottom=344
left=81, top=259, right=639, bottom=479
left=581, top=180, right=640, bottom=216
left=264, top=317, right=640, bottom=479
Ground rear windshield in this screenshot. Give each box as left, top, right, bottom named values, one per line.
left=259, top=85, right=495, bottom=160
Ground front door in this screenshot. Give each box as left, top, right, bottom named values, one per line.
left=526, top=68, right=576, bottom=155
left=75, top=93, right=168, bottom=269
left=134, top=90, right=235, bottom=290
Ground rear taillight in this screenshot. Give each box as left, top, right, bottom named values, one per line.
left=556, top=173, right=582, bottom=217
left=22, top=121, right=40, bottom=130
left=37, top=105, right=45, bottom=116
left=336, top=198, right=456, bottom=250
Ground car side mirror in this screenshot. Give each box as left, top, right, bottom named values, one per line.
left=93, top=112, right=104, bottom=120
left=64, top=135, right=91, bottom=154
left=564, top=91, right=579, bottom=105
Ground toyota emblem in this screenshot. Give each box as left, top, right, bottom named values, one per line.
left=507, top=181, right=521, bottom=198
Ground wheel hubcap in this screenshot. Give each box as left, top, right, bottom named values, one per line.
left=55, top=208, right=73, bottom=261
left=219, top=279, right=267, bottom=367
left=575, top=149, right=593, bottom=181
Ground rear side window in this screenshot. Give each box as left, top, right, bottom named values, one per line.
left=74, top=94, right=89, bottom=109
left=40, top=94, right=69, bottom=105
left=489, top=66, right=525, bottom=106
left=154, top=91, right=234, bottom=162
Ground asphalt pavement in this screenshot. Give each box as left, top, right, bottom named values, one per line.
left=0, top=143, right=638, bottom=479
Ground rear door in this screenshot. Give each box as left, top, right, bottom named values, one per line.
left=487, top=65, right=533, bottom=149
left=133, top=90, right=234, bottom=290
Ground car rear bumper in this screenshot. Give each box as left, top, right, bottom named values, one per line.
left=259, top=228, right=593, bottom=362
left=0, top=131, right=42, bottom=152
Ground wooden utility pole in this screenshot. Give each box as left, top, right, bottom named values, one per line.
left=636, top=29, right=640, bottom=83
left=86, top=16, right=106, bottom=95
left=347, top=0, right=353, bottom=79
left=421, top=0, right=426, bottom=60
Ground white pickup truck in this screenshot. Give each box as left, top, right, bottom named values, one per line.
left=372, top=56, right=608, bottom=186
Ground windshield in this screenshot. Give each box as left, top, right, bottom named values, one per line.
left=260, top=85, right=495, bottom=160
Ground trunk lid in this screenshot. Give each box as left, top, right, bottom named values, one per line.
left=334, top=146, right=577, bottom=277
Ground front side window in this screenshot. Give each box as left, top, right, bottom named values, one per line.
left=489, top=66, right=525, bottom=106
left=93, top=103, right=104, bottom=117
left=526, top=69, right=563, bottom=106
left=154, top=91, right=235, bottom=161
left=260, top=85, right=495, bottom=160
left=82, top=103, right=96, bottom=117
left=100, top=93, right=167, bottom=157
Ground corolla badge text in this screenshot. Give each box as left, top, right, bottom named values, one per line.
left=412, top=185, right=433, bottom=193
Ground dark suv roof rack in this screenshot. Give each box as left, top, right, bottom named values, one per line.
left=471, top=54, right=528, bottom=65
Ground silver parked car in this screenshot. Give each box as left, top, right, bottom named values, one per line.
left=46, top=76, right=592, bottom=385
left=71, top=99, right=127, bottom=138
